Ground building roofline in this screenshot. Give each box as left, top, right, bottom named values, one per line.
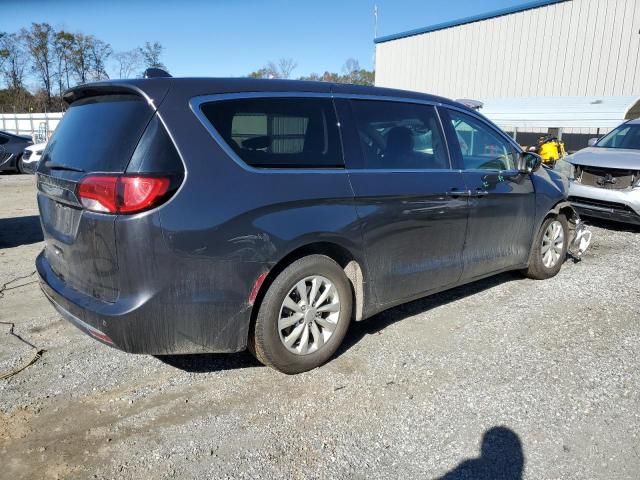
left=374, top=0, right=571, bottom=44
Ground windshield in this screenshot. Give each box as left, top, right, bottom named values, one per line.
left=596, top=123, right=640, bottom=150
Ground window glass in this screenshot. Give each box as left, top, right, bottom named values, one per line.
left=597, top=124, right=640, bottom=150
left=40, top=94, right=153, bottom=173
left=350, top=100, right=450, bottom=170
left=201, top=97, right=343, bottom=168
left=447, top=110, right=517, bottom=171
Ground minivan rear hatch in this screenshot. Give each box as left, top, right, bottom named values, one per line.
left=37, top=90, right=160, bottom=302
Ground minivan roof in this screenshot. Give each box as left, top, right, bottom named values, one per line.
left=64, top=77, right=462, bottom=110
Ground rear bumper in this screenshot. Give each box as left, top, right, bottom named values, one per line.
left=568, top=182, right=640, bottom=225
left=37, top=250, right=257, bottom=354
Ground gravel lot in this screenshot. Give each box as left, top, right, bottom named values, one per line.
left=1, top=173, right=639, bottom=480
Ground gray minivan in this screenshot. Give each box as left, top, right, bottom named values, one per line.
left=36, top=78, right=589, bottom=373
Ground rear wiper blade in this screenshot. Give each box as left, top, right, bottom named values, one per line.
left=44, top=162, right=85, bottom=173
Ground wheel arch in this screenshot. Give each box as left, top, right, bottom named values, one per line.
left=249, top=241, right=367, bottom=342
left=547, top=200, right=576, bottom=221
left=527, top=200, right=577, bottom=267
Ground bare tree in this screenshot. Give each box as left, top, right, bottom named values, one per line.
left=88, top=37, right=111, bottom=80
left=0, top=32, right=6, bottom=72
left=69, top=34, right=112, bottom=83
left=251, top=58, right=298, bottom=79
left=70, top=33, right=92, bottom=84
left=0, top=33, right=28, bottom=91
left=21, top=23, right=56, bottom=105
left=340, top=58, right=374, bottom=85
left=139, top=41, right=166, bottom=70
left=342, top=58, right=360, bottom=77
left=53, top=30, right=74, bottom=95
left=266, top=58, right=297, bottom=79
left=113, top=49, right=143, bottom=78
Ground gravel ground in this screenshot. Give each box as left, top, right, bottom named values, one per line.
left=1, top=173, right=639, bottom=480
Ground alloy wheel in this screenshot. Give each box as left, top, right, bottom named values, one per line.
left=278, top=275, right=340, bottom=355
left=541, top=220, right=565, bottom=268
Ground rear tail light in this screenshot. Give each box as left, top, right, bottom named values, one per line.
left=77, top=174, right=172, bottom=214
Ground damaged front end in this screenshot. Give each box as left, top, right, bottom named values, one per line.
left=567, top=213, right=592, bottom=260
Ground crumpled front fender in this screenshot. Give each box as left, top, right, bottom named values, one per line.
left=548, top=202, right=592, bottom=259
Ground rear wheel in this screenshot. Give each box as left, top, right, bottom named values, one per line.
left=524, top=214, right=568, bottom=280
left=250, top=255, right=352, bottom=374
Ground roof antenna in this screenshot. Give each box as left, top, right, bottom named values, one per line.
left=143, top=68, right=172, bottom=79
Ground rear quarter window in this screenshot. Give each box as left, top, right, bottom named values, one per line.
left=200, top=97, right=343, bottom=168
left=40, top=94, right=153, bottom=173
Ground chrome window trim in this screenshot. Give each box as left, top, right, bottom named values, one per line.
left=189, top=91, right=516, bottom=174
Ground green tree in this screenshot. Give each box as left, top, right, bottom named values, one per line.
left=341, top=58, right=374, bottom=85
left=139, top=41, right=166, bottom=70
left=298, top=59, right=374, bottom=86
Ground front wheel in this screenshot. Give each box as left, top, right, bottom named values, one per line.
left=524, top=215, right=568, bottom=280
left=16, top=155, right=25, bottom=174
left=250, top=255, right=352, bottom=374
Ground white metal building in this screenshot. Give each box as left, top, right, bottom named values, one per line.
left=375, top=0, right=640, bottom=146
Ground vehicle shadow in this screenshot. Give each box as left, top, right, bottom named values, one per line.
left=437, top=426, right=524, bottom=479
left=159, top=271, right=519, bottom=373
left=155, top=350, right=261, bottom=373
left=583, top=217, right=640, bottom=233
left=0, top=215, right=43, bottom=248
left=336, top=271, right=519, bottom=357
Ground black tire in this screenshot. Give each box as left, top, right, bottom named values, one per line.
left=16, top=155, right=24, bottom=174
left=524, top=214, right=568, bottom=280
left=250, top=255, right=352, bottom=374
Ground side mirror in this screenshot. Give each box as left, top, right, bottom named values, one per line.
left=587, top=137, right=599, bottom=147
left=519, top=152, right=542, bottom=174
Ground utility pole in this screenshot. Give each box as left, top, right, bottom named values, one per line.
left=373, top=4, right=379, bottom=72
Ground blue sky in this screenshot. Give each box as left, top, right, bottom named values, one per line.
left=2, top=0, right=525, bottom=79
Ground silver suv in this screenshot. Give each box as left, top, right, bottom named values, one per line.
left=564, top=119, right=640, bottom=225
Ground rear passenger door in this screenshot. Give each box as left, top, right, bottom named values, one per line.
left=336, top=98, right=468, bottom=306
left=440, top=107, right=536, bottom=280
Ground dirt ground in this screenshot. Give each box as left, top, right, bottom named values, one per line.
left=1, top=173, right=639, bottom=480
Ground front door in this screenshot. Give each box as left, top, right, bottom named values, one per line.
left=440, top=107, right=536, bottom=281
left=336, top=98, right=469, bottom=306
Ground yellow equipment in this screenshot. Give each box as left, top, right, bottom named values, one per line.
left=523, top=134, right=567, bottom=166
left=538, top=135, right=566, bottom=164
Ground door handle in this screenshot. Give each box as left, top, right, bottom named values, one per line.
left=472, top=189, right=489, bottom=197
left=445, top=189, right=472, bottom=197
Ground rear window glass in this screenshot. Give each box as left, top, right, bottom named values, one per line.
left=41, top=94, right=153, bottom=172
left=200, top=97, right=343, bottom=168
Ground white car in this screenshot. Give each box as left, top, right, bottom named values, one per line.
left=21, top=142, right=47, bottom=174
